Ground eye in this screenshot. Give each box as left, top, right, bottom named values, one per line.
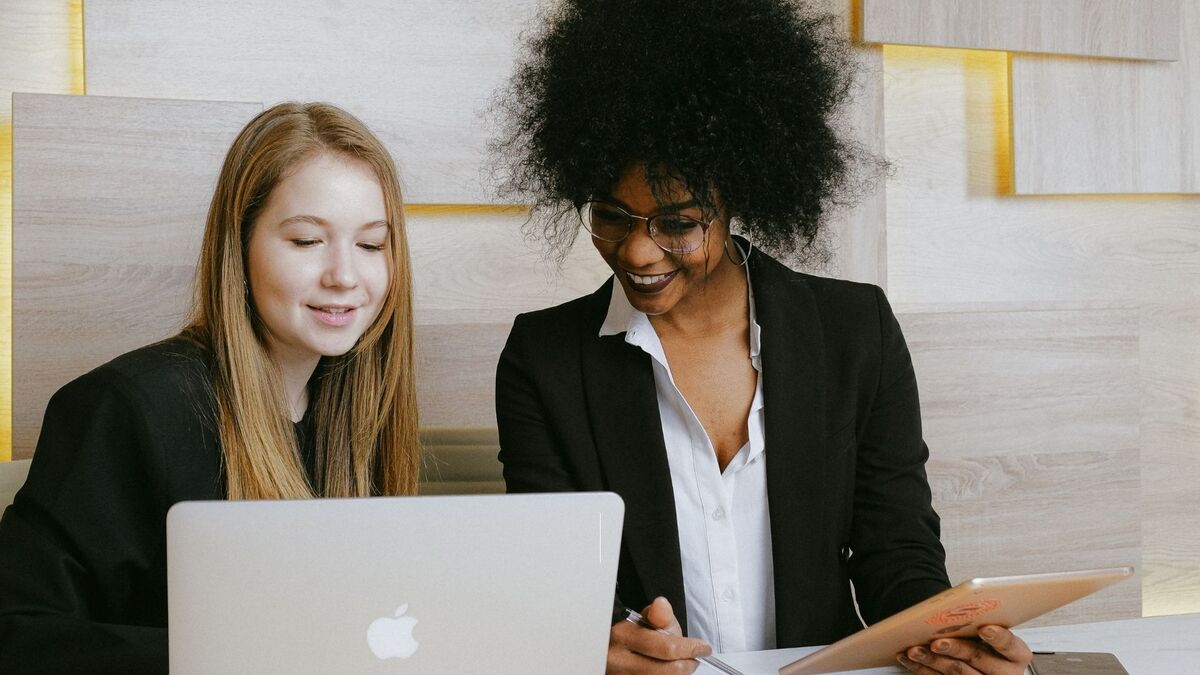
left=591, top=204, right=628, bottom=223
left=290, top=238, right=320, bottom=248
left=358, top=241, right=387, bottom=252
left=654, top=215, right=702, bottom=235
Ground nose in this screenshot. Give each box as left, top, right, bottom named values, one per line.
left=321, top=243, right=359, bottom=289
left=617, top=216, right=665, bottom=268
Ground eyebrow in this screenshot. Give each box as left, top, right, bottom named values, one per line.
left=275, top=215, right=390, bottom=231
left=600, top=197, right=702, bottom=214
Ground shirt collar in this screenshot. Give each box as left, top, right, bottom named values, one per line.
left=598, top=277, right=641, bottom=337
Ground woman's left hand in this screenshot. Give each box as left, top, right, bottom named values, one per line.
left=897, top=625, right=1033, bottom=674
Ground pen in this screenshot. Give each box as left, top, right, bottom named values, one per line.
left=622, top=607, right=745, bottom=675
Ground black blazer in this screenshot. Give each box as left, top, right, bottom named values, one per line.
left=496, top=249, right=950, bottom=648
left=0, top=338, right=223, bottom=674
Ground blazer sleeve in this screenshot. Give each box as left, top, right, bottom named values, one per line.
left=0, top=370, right=169, bottom=674
left=847, top=287, right=950, bottom=623
left=497, top=313, right=632, bottom=625
left=495, top=313, right=583, bottom=494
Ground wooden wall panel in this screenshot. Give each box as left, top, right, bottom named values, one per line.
left=1010, top=1, right=1199, bottom=194
left=11, top=94, right=263, bottom=458
left=904, top=307, right=1141, bottom=624
left=884, top=45, right=1200, bottom=616
left=863, top=0, right=1180, bottom=61
left=817, top=0, right=887, bottom=286
left=0, top=0, right=82, bottom=462
left=407, top=210, right=611, bottom=326
left=1139, top=302, right=1200, bottom=616
left=82, top=0, right=539, bottom=205
left=414, top=323, right=509, bottom=428
left=884, top=48, right=1200, bottom=306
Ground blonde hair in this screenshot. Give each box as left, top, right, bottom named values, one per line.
left=184, top=102, right=419, bottom=499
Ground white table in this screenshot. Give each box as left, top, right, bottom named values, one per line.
left=701, top=612, right=1200, bottom=674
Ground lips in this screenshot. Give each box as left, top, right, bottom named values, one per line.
left=309, top=305, right=357, bottom=327
left=624, top=269, right=678, bottom=294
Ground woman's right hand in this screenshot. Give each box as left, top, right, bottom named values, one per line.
left=607, top=597, right=713, bottom=674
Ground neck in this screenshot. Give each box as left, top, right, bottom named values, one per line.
left=270, top=349, right=320, bottom=423
left=649, top=255, right=749, bottom=338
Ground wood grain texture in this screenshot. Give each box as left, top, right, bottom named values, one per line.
left=82, top=0, right=540, bottom=204
left=884, top=47, right=1200, bottom=306
left=816, top=0, right=887, bottom=286
left=0, top=0, right=82, bottom=461
left=904, top=308, right=1139, bottom=459
left=1139, top=301, right=1200, bottom=616
left=407, top=211, right=611, bottom=326
left=0, top=0, right=80, bottom=119
left=928, top=452, right=1141, bottom=626
left=884, top=45, right=1200, bottom=615
left=11, top=94, right=262, bottom=458
left=863, top=0, right=1181, bottom=60
left=413, top=323, right=510, bottom=429
left=902, top=306, right=1142, bottom=623
left=1010, top=1, right=1199, bottom=194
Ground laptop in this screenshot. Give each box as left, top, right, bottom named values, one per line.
left=167, top=492, right=623, bottom=674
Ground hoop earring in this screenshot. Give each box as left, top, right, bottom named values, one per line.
left=725, top=234, right=752, bottom=267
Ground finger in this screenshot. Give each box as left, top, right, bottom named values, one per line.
left=978, top=625, right=1034, bottom=665
left=896, top=651, right=942, bottom=675
left=906, top=644, right=983, bottom=675
left=611, top=618, right=712, bottom=663
left=607, top=642, right=701, bottom=674
left=643, top=596, right=683, bottom=635
left=929, top=637, right=1022, bottom=673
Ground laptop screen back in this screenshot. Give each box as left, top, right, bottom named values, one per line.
left=167, top=492, right=623, bottom=674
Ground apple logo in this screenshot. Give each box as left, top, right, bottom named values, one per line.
left=367, top=604, right=419, bottom=660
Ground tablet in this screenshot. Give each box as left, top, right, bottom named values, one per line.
left=780, top=566, right=1134, bottom=675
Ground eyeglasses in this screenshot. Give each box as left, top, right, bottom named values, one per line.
left=578, top=200, right=712, bottom=254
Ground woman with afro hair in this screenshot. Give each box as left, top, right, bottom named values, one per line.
left=492, top=1, right=1032, bottom=673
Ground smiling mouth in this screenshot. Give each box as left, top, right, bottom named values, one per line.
left=624, top=269, right=678, bottom=293
left=309, top=305, right=357, bottom=326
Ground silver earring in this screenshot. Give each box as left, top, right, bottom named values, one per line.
left=725, top=219, right=753, bottom=266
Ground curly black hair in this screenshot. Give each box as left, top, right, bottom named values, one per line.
left=491, top=0, right=872, bottom=264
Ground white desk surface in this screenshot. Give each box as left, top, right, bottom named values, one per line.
left=702, top=612, right=1200, bottom=674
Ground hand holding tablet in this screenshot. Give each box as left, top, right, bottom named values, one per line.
left=780, top=566, right=1134, bottom=675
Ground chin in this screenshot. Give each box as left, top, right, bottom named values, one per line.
left=630, top=301, right=674, bottom=317
left=624, top=291, right=678, bottom=317
left=309, top=339, right=362, bottom=358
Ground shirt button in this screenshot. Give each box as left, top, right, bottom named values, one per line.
left=711, top=507, right=726, bottom=521
left=722, top=588, right=736, bottom=602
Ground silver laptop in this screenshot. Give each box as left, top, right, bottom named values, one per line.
left=167, top=492, right=623, bottom=674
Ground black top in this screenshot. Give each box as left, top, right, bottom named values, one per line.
left=496, top=248, right=951, bottom=647
left=0, top=337, right=316, bottom=674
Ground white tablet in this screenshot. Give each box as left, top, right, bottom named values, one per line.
left=780, top=566, right=1134, bottom=675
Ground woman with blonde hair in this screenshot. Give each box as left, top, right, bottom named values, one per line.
left=0, top=102, right=420, bottom=673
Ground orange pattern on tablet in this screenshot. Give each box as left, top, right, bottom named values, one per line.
left=924, top=599, right=1000, bottom=625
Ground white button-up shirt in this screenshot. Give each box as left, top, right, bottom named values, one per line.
left=599, top=274, right=776, bottom=652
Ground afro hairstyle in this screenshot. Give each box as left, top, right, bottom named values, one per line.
left=491, top=0, right=874, bottom=264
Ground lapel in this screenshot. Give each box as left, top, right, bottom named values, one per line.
left=579, top=278, right=688, bottom=629
left=749, top=250, right=830, bottom=646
